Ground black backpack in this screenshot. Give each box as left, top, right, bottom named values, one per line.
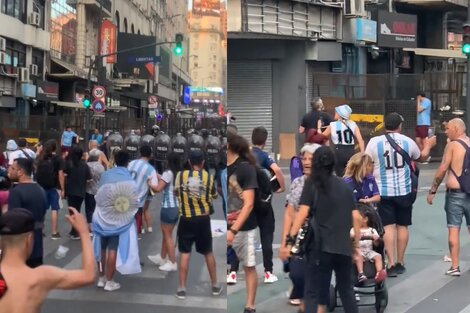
left=36, top=158, right=56, bottom=189
left=450, top=139, right=470, bottom=194
left=254, top=166, right=273, bottom=214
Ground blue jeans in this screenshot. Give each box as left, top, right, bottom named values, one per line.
left=289, top=256, right=305, bottom=299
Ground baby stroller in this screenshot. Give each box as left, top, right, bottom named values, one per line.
left=328, top=204, right=388, bottom=313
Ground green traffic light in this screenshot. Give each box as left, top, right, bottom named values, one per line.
left=463, top=43, right=470, bottom=55
left=174, top=46, right=183, bottom=56
left=82, top=99, right=91, bottom=108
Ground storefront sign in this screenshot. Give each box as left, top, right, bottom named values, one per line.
left=20, top=83, right=37, bottom=98
left=37, top=81, right=59, bottom=101
left=377, top=12, right=417, bottom=48
left=356, top=18, right=377, bottom=43
left=100, top=19, right=117, bottom=64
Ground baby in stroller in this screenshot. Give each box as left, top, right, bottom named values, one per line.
left=350, top=206, right=387, bottom=284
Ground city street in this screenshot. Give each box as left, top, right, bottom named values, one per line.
left=40, top=195, right=226, bottom=313
left=228, top=163, right=470, bottom=313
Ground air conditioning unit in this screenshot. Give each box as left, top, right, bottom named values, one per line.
left=0, top=37, right=5, bottom=52
left=29, top=12, right=41, bottom=27
left=30, top=64, right=39, bottom=76
left=0, top=52, right=6, bottom=65
left=344, top=0, right=365, bottom=17
left=18, top=67, right=30, bottom=82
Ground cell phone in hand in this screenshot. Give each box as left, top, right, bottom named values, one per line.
left=428, top=127, right=435, bottom=138
left=68, top=208, right=75, bottom=215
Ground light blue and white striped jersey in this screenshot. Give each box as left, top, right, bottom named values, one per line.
left=330, top=120, right=358, bottom=146
left=161, top=170, right=178, bottom=208
left=365, top=133, right=420, bottom=197
left=128, top=159, right=158, bottom=208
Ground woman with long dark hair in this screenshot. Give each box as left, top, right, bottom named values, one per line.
left=283, top=146, right=362, bottom=313
left=227, top=134, right=258, bottom=313
left=35, top=139, right=65, bottom=239
left=65, top=146, right=91, bottom=239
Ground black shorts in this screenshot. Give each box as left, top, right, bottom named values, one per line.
left=101, top=235, right=119, bottom=251
left=378, top=194, right=414, bottom=226
left=177, top=215, right=212, bottom=255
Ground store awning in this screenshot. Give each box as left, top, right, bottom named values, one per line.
left=49, top=58, right=93, bottom=80
left=403, top=48, right=466, bottom=59
left=51, top=101, right=83, bottom=109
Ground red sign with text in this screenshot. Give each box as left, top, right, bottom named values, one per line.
left=100, top=20, right=117, bottom=64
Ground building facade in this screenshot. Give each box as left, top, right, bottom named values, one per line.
left=189, top=0, right=226, bottom=91
left=0, top=0, right=191, bottom=145
left=0, top=0, right=51, bottom=140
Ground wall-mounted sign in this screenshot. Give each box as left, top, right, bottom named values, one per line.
left=377, top=12, right=417, bottom=48
left=356, top=18, right=377, bottom=43
left=36, top=80, right=59, bottom=101
left=20, top=83, right=37, bottom=98
left=100, top=20, right=117, bottom=63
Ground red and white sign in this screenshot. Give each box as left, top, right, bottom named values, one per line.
left=100, top=20, right=117, bottom=64
left=148, top=95, right=158, bottom=109
left=92, top=86, right=106, bottom=99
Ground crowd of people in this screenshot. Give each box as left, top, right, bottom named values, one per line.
left=0, top=126, right=225, bottom=312
left=227, top=93, right=443, bottom=313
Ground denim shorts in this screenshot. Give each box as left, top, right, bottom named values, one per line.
left=444, top=191, right=470, bottom=228
left=160, top=206, right=179, bottom=224
left=46, top=188, right=60, bottom=211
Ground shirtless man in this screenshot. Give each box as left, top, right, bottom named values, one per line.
left=427, top=118, right=470, bottom=277
left=0, top=207, right=95, bottom=313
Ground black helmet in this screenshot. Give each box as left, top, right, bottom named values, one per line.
left=106, top=133, right=123, bottom=152
left=141, top=134, right=155, bottom=150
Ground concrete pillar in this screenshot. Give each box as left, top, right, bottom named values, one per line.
left=76, top=2, right=86, bottom=68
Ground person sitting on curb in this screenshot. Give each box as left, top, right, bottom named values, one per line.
left=0, top=207, right=95, bottom=313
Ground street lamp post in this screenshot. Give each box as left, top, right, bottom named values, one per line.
left=466, top=0, right=470, bottom=130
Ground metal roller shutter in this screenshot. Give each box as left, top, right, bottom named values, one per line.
left=227, top=60, right=273, bottom=153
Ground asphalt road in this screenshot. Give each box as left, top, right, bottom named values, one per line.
left=40, top=193, right=227, bottom=313
left=228, top=163, right=470, bottom=313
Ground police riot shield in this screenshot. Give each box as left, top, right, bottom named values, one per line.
left=141, top=135, right=155, bottom=150
left=205, top=135, right=221, bottom=170
left=106, top=133, right=123, bottom=156
left=154, top=133, right=171, bottom=161
left=171, top=133, right=187, bottom=165
left=124, top=134, right=141, bottom=160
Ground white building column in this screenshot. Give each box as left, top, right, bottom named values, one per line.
left=76, top=1, right=87, bottom=68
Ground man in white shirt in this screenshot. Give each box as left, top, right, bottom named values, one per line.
left=6, top=139, right=35, bottom=165
left=365, top=113, right=435, bottom=277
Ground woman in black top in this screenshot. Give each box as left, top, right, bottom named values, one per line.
left=65, top=146, right=91, bottom=239
left=284, top=147, right=362, bottom=313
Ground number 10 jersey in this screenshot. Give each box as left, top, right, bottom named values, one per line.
left=365, top=133, right=420, bottom=197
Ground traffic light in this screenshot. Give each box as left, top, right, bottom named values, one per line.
left=173, top=33, right=183, bottom=56
left=82, top=89, right=91, bottom=109
left=462, top=23, right=470, bottom=55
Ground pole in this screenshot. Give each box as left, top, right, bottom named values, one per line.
left=85, top=1, right=103, bottom=149
left=467, top=0, right=470, bottom=131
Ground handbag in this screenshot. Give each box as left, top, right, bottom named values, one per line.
left=385, top=134, right=420, bottom=205
left=291, top=189, right=321, bottom=256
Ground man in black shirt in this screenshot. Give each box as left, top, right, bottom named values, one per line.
left=299, top=97, right=333, bottom=142
left=7, top=158, right=48, bottom=268
left=227, top=134, right=258, bottom=313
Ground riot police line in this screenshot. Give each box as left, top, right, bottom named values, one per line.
left=105, top=126, right=227, bottom=176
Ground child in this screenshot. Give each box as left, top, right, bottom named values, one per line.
left=350, top=209, right=387, bottom=283
left=344, top=152, right=380, bottom=205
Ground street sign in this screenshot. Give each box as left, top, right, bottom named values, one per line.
left=91, top=99, right=106, bottom=113
left=128, top=56, right=161, bottom=64
left=92, top=86, right=106, bottom=99
left=148, top=95, right=157, bottom=104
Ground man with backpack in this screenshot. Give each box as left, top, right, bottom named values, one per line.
left=250, top=126, right=286, bottom=283
left=365, top=113, right=435, bottom=277
left=427, top=118, right=470, bottom=276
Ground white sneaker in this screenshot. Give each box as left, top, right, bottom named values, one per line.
left=159, top=261, right=177, bottom=272
left=97, top=276, right=106, bottom=288
left=141, top=228, right=145, bottom=234
left=104, top=280, right=121, bottom=291
left=264, top=271, right=279, bottom=284
left=148, top=254, right=166, bottom=266
left=147, top=227, right=153, bottom=233
left=227, top=271, right=237, bottom=284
